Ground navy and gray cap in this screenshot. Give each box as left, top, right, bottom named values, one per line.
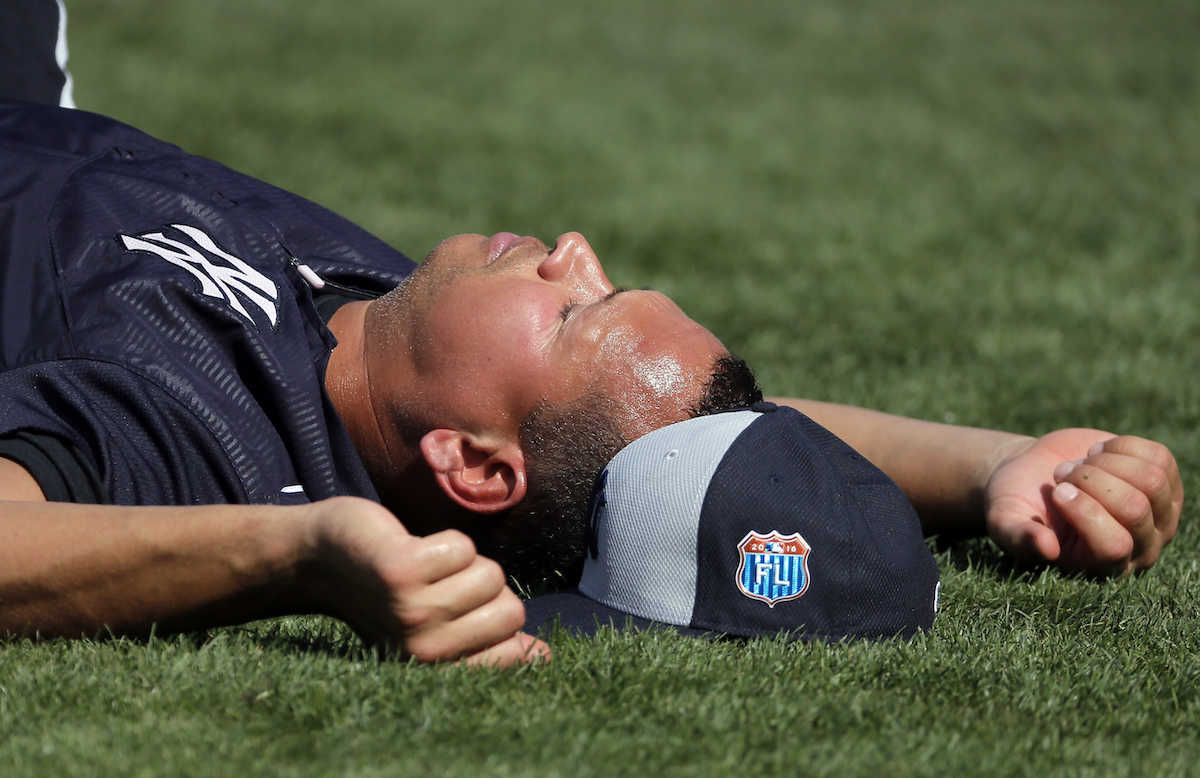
left=524, top=402, right=940, bottom=642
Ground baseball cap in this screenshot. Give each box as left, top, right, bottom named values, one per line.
left=523, top=402, right=940, bottom=642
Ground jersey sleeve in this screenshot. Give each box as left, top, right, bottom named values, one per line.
left=0, top=360, right=251, bottom=505
left=0, top=430, right=102, bottom=502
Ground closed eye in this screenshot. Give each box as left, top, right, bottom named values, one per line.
left=561, top=287, right=632, bottom=322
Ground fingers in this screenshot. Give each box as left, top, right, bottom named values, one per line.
left=1088, top=436, right=1183, bottom=541
left=383, top=533, right=539, bottom=664
left=406, top=529, right=481, bottom=583
left=987, top=496, right=1063, bottom=564
left=403, top=584, right=530, bottom=663
left=402, top=552, right=510, bottom=628
left=387, top=542, right=550, bottom=666
left=460, top=632, right=552, bottom=668
left=313, top=501, right=548, bottom=666
left=1050, top=435, right=1183, bottom=573
left=1049, top=479, right=1134, bottom=575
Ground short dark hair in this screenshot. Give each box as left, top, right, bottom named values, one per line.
left=691, top=354, right=764, bottom=417
left=475, top=354, right=763, bottom=592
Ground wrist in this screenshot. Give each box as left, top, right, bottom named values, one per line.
left=978, top=433, right=1037, bottom=493
left=913, top=429, right=1036, bottom=537
left=290, top=497, right=348, bottom=617
left=291, top=496, right=400, bottom=621
left=972, top=433, right=1038, bottom=542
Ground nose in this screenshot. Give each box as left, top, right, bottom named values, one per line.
left=537, top=232, right=614, bottom=299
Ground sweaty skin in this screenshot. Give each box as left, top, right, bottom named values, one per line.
left=396, top=231, right=726, bottom=440
left=326, top=231, right=729, bottom=517
left=0, top=225, right=1184, bottom=663
left=328, top=230, right=1183, bottom=578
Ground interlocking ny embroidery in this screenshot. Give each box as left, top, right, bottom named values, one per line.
left=119, top=224, right=279, bottom=327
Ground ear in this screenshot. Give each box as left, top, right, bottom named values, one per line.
left=419, top=428, right=528, bottom=514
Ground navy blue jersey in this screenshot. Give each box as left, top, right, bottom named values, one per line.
left=0, top=101, right=417, bottom=505
left=0, top=0, right=74, bottom=107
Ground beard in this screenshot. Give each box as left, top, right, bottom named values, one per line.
left=474, top=395, right=628, bottom=594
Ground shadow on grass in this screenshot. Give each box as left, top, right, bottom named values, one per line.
left=931, top=534, right=1064, bottom=584
left=43, top=618, right=381, bottom=661
left=212, top=619, right=382, bottom=661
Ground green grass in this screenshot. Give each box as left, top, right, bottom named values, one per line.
left=4, top=0, right=1199, bottom=774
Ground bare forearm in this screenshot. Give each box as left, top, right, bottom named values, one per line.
left=0, top=474, right=548, bottom=664
left=0, top=501, right=316, bottom=638
left=769, top=397, right=1033, bottom=535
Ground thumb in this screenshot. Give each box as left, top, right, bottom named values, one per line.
left=461, top=631, right=552, bottom=667
left=991, top=509, right=1061, bottom=564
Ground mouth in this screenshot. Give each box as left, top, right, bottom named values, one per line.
left=487, top=231, right=547, bottom=264
left=486, top=232, right=519, bottom=264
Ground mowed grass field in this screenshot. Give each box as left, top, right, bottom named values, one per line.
left=4, top=1, right=1199, bottom=775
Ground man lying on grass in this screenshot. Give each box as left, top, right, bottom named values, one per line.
left=0, top=102, right=1183, bottom=665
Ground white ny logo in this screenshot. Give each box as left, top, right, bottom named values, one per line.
left=119, top=224, right=279, bottom=327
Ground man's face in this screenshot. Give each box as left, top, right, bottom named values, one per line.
left=388, top=231, right=728, bottom=439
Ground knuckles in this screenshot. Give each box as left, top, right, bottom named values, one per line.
left=1082, top=524, right=1135, bottom=570
left=318, top=494, right=394, bottom=523
left=1147, top=442, right=1179, bottom=474
left=400, top=590, right=525, bottom=664
left=1134, top=545, right=1162, bottom=571
left=425, top=529, right=479, bottom=565
left=1119, top=436, right=1178, bottom=477
left=1115, top=491, right=1153, bottom=527
left=473, top=556, right=507, bottom=593
left=492, top=588, right=527, bottom=630
left=1138, top=464, right=1170, bottom=500
left=404, top=634, right=453, bottom=664
left=395, top=603, right=440, bottom=633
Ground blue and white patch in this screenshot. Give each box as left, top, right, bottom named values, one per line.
left=735, top=530, right=811, bottom=607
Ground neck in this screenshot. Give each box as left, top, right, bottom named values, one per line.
left=325, top=300, right=396, bottom=484
left=325, top=300, right=449, bottom=524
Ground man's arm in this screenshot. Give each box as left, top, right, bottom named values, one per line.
left=0, top=458, right=548, bottom=665
left=768, top=398, right=1183, bottom=575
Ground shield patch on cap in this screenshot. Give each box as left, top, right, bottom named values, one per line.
left=735, top=530, right=812, bottom=607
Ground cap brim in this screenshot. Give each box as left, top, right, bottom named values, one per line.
left=523, top=590, right=716, bottom=638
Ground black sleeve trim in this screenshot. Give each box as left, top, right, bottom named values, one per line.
left=0, top=431, right=103, bottom=503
